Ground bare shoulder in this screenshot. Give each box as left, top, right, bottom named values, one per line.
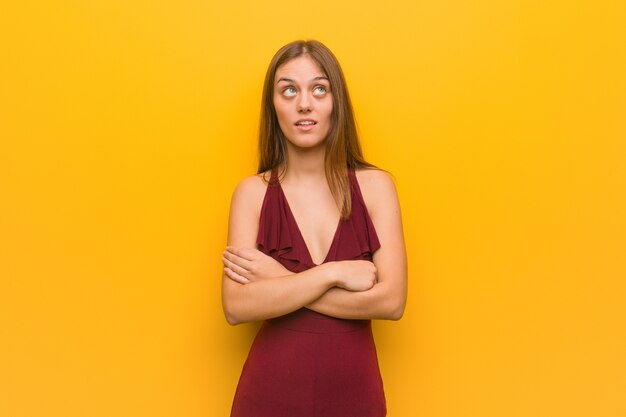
left=354, top=168, right=399, bottom=211
left=228, top=173, right=269, bottom=247
left=355, top=168, right=396, bottom=191
left=230, top=172, right=268, bottom=213
left=233, top=172, right=267, bottom=193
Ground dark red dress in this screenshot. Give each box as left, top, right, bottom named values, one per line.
left=230, top=168, right=386, bottom=417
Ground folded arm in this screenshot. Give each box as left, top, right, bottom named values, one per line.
left=306, top=169, right=407, bottom=320
left=221, top=175, right=377, bottom=325
left=222, top=170, right=407, bottom=322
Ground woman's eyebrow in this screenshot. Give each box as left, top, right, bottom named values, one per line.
left=276, top=76, right=329, bottom=84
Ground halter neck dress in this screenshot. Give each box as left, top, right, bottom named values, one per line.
left=230, top=168, right=386, bottom=417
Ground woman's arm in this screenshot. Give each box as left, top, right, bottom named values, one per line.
left=306, top=169, right=408, bottom=320
left=221, top=175, right=376, bottom=325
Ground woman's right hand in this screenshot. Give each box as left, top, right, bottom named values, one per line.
left=223, top=246, right=291, bottom=284
left=331, top=260, right=378, bottom=292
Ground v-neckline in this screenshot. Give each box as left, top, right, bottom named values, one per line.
left=277, top=181, right=343, bottom=267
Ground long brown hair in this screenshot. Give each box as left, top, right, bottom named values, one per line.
left=257, top=39, right=375, bottom=218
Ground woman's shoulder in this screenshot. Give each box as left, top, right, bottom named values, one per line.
left=230, top=172, right=270, bottom=211
left=354, top=167, right=399, bottom=210
left=235, top=171, right=270, bottom=189
left=354, top=167, right=397, bottom=192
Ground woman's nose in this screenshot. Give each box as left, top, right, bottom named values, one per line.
left=297, top=93, right=312, bottom=113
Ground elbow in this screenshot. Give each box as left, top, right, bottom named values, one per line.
left=224, top=311, right=243, bottom=326
left=388, top=305, right=404, bottom=321
left=383, top=296, right=406, bottom=321
left=222, top=302, right=247, bottom=326
left=222, top=288, right=252, bottom=325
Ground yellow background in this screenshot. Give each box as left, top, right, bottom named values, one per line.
left=1, top=1, right=625, bottom=416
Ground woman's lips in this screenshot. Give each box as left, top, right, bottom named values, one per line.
left=295, top=120, right=317, bottom=131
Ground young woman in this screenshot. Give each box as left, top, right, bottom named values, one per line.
left=222, top=39, right=407, bottom=417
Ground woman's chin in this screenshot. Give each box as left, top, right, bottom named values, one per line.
left=285, top=136, right=327, bottom=150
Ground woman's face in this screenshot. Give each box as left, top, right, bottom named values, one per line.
left=273, top=55, right=333, bottom=150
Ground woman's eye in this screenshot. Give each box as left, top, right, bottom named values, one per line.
left=282, top=87, right=297, bottom=97
left=313, top=86, right=327, bottom=96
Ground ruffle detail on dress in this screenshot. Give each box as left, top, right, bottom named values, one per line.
left=256, top=167, right=381, bottom=271
left=327, top=169, right=381, bottom=262
left=255, top=171, right=305, bottom=270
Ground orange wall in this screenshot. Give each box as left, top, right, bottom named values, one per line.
left=1, top=1, right=625, bottom=416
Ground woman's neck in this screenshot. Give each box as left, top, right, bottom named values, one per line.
left=283, top=142, right=327, bottom=184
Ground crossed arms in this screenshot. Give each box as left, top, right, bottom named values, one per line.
left=221, top=169, right=407, bottom=325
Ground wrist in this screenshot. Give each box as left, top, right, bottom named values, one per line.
left=323, top=261, right=342, bottom=288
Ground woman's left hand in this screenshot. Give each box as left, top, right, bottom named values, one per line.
left=223, top=247, right=291, bottom=284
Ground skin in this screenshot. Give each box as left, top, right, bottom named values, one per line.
left=221, top=55, right=407, bottom=325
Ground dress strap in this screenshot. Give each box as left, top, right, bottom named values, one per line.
left=345, top=168, right=382, bottom=256
left=347, top=168, right=367, bottom=207
left=268, top=167, right=280, bottom=186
